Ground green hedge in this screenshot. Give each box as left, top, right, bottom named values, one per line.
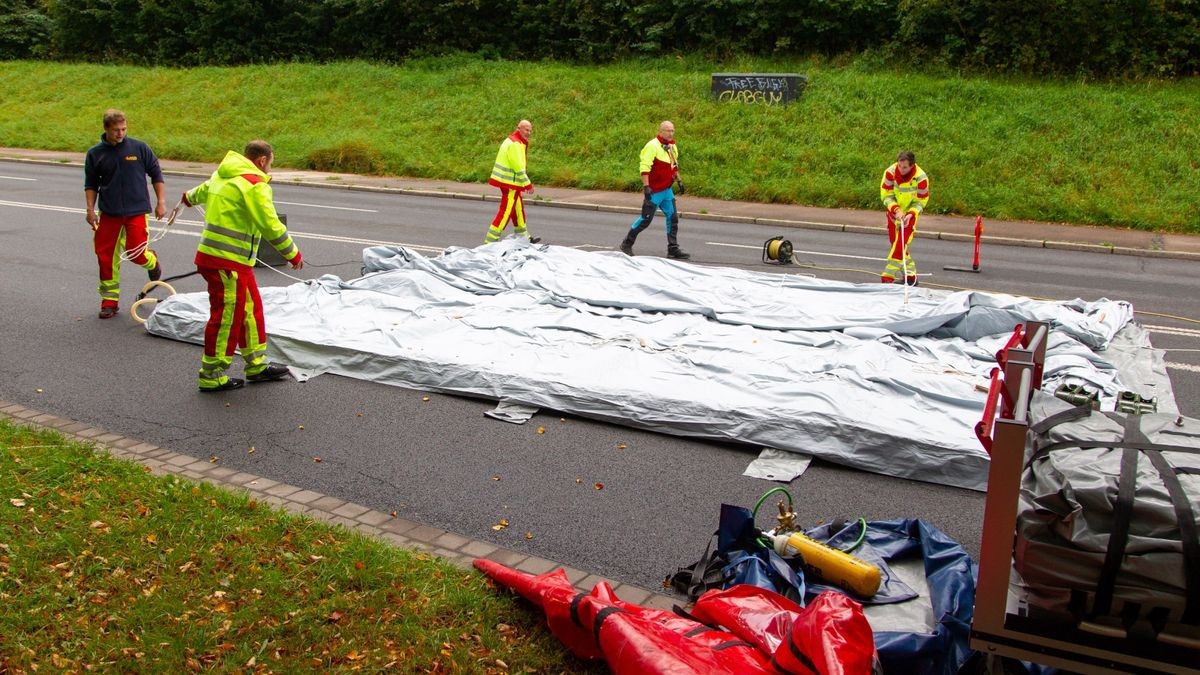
left=11, top=0, right=1200, bottom=76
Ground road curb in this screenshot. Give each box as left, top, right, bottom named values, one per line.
left=6, top=154, right=1198, bottom=262
left=0, top=399, right=680, bottom=612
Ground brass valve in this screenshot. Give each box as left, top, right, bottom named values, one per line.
left=776, top=500, right=797, bottom=533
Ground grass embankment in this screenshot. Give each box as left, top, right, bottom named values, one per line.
left=0, top=420, right=598, bottom=673
left=0, top=56, right=1197, bottom=232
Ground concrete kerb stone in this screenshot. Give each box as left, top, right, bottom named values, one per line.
left=1045, top=240, right=1115, bottom=254
left=690, top=212, right=755, bottom=224
left=596, top=204, right=639, bottom=215
left=536, top=199, right=596, bottom=211
left=3, top=400, right=685, bottom=614
left=757, top=217, right=844, bottom=232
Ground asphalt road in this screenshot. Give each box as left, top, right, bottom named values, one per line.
left=2, top=160, right=1197, bottom=594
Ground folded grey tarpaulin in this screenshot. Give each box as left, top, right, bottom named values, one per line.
left=144, top=239, right=1170, bottom=491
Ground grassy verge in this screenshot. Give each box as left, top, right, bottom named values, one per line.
left=0, top=419, right=598, bottom=673
left=1, top=55, right=1197, bottom=232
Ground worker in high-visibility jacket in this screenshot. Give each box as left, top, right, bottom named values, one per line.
left=879, top=150, right=930, bottom=285
left=83, top=109, right=167, bottom=319
left=181, top=140, right=303, bottom=393
left=619, top=120, right=689, bottom=259
left=485, top=120, right=539, bottom=244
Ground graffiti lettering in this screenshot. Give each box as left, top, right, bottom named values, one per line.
left=716, top=89, right=784, bottom=105
left=711, top=72, right=806, bottom=106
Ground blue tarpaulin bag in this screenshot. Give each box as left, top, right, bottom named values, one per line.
left=668, top=503, right=806, bottom=604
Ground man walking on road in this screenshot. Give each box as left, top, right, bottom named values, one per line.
left=181, top=140, right=303, bottom=393
left=619, top=120, right=689, bottom=260
left=879, top=150, right=929, bottom=285
left=485, top=120, right=539, bottom=244
left=84, top=109, right=167, bottom=319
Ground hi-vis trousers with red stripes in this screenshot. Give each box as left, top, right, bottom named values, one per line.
left=93, top=212, right=158, bottom=309
left=197, top=266, right=270, bottom=390
left=880, top=212, right=918, bottom=283
left=484, top=188, right=531, bottom=243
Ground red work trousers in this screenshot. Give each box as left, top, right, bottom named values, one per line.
left=484, top=188, right=529, bottom=243
left=94, top=212, right=157, bottom=308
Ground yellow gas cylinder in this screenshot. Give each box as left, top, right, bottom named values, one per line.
left=771, top=532, right=882, bottom=598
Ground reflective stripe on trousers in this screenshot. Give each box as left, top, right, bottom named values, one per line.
left=880, top=214, right=917, bottom=281
left=93, top=213, right=157, bottom=307
left=197, top=266, right=269, bottom=389
left=485, top=188, right=529, bottom=242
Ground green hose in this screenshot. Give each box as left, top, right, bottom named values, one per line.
left=751, top=486, right=793, bottom=521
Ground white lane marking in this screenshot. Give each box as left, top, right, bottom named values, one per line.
left=0, top=175, right=36, bottom=181
left=1146, top=324, right=1200, bottom=338
left=1167, top=362, right=1200, bottom=374
left=707, top=240, right=883, bottom=262
left=0, top=199, right=441, bottom=253
left=0, top=199, right=79, bottom=213
left=275, top=200, right=377, bottom=213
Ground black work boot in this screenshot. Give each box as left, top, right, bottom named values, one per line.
left=619, top=239, right=634, bottom=255
left=199, top=378, right=245, bottom=393
left=247, top=363, right=290, bottom=383
left=148, top=261, right=162, bottom=282
left=667, top=247, right=691, bottom=260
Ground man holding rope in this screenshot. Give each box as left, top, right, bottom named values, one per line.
left=181, top=140, right=303, bottom=393
left=879, top=150, right=929, bottom=286
left=84, top=109, right=167, bottom=319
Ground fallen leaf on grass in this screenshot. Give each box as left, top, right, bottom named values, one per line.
left=326, top=611, right=344, bottom=623
left=9, top=499, right=25, bottom=507
left=354, top=560, right=365, bottom=570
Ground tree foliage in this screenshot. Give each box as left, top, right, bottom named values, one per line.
left=8, top=0, right=1199, bottom=77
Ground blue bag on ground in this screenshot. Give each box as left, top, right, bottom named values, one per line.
left=668, top=503, right=805, bottom=604
left=806, top=518, right=978, bottom=675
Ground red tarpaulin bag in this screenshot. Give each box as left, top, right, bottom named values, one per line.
left=475, top=559, right=876, bottom=674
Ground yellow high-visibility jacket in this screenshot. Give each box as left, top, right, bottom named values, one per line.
left=639, top=135, right=679, bottom=192
left=880, top=163, right=930, bottom=217
left=488, top=132, right=532, bottom=191
left=184, top=151, right=299, bottom=271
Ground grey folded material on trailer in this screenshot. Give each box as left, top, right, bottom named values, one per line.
left=144, top=239, right=1168, bottom=491
left=1015, top=393, right=1200, bottom=631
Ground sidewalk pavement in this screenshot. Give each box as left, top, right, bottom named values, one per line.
left=5, top=147, right=1199, bottom=260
